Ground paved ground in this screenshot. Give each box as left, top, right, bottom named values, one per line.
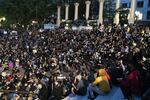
left=63, top=86, right=124, bottom=100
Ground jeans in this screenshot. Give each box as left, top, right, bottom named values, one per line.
left=87, top=83, right=104, bottom=98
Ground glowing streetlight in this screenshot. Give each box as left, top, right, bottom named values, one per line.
left=0, top=17, right=6, bottom=21
left=2, top=17, right=6, bottom=21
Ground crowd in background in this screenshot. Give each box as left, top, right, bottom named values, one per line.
left=0, top=24, right=150, bottom=100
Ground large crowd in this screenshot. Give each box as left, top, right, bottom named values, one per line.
left=0, top=25, right=150, bottom=100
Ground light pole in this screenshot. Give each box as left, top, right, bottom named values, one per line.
left=36, top=5, right=38, bottom=21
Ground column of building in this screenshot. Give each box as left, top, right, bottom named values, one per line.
left=57, top=0, right=109, bottom=26
left=65, top=4, right=69, bottom=21
left=128, top=0, right=136, bottom=24
left=74, top=3, right=79, bottom=20
left=57, top=6, right=61, bottom=26
left=98, top=0, right=105, bottom=25
left=114, top=0, right=120, bottom=25
left=85, top=1, right=91, bottom=20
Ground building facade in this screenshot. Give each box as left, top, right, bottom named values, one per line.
left=119, top=0, right=150, bottom=21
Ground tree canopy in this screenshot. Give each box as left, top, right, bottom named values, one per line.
left=0, top=0, right=57, bottom=25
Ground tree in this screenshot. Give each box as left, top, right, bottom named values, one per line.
left=0, top=0, right=53, bottom=25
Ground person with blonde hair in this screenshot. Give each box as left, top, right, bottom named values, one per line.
left=87, top=68, right=111, bottom=99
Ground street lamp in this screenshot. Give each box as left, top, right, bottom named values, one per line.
left=0, top=17, right=6, bottom=22
left=0, top=17, right=6, bottom=26
left=36, top=5, right=38, bottom=21
left=2, top=17, right=6, bottom=21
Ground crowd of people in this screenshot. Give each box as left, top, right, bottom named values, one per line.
left=0, top=24, right=150, bottom=100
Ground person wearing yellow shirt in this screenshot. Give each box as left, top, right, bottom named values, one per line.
left=87, top=69, right=110, bottom=99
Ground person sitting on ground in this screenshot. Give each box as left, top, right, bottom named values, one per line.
left=87, top=68, right=111, bottom=99
left=71, top=72, right=88, bottom=96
